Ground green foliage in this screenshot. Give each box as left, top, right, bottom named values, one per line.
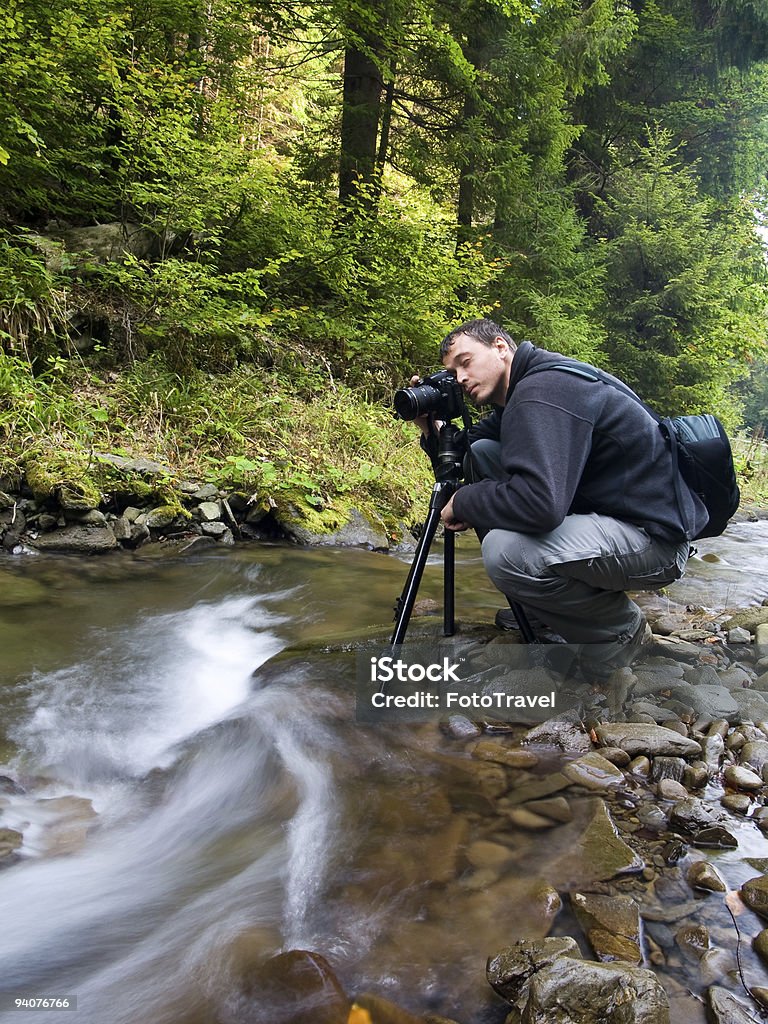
left=593, top=130, right=768, bottom=423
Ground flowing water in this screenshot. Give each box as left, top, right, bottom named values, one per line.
left=1, top=523, right=768, bottom=1023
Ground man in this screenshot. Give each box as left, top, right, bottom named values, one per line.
left=416, top=318, right=707, bottom=674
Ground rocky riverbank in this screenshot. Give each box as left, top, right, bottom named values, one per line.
left=0, top=455, right=393, bottom=556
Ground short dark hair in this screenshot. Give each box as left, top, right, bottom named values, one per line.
left=440, top=319, right=516, bottom=359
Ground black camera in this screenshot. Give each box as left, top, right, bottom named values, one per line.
left=393, top=369, right=466, bottom=422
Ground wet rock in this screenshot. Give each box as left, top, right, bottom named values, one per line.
left=651, top=756, right=687, bottom=783
left=684, top=763, right=709, bottom=789
left=471, top=741, right=538, bottom=769
left=442, top=715, right=481, bottom=740
left=488, top=938, right=669, bottom=1024
left=524, top=717, right=592, bottom=752
left=598, top=746, right=632, bottom=767
left=224, top=948, right=350, bottom=1024
left=741, top=741, right=768, bottom=772
left=549, top=798, right=644, bottom=885
left=0, top=827, right=22, bottom=859
left=669, top=797, right=720, bottom=834
left=653, top=636, right=703, bottom=660
left=687, top=860, right=726, bottom=893
left=505, top=807, right=558, bottom=831
left=628, top=755, right=651, bottom=776
left=487, top=937, right=581, bottom=1002
left=193, top=484, right=219, bottom=500
left=724, top=765, right=763, bottom=791
left=30, top=525, right=118, bottom=554
left=722, top=794, right=752, bottom=814
left=692, top=826, right=738, bottom=849
left=595, top=723, right=701, bottom=758
left=465, top=840, right=512, bottom=871
left=504, top=771, right=570, bottom=807
left=699, top=948, right=737, bottom=986
left=571, top=891, right=642, bottom=964
left=750, top=988, right=768, bottom=1013
left=658, top=779, right=688, bottom=800
left=521, top=796, right=573, bottom=823
left=0, top=776, right=24, bottom=795
left=675, top=923, right=709, bottom=962
left=562, top=752, right=625, bottom=791
left=707, top=986, right=762, bottom=1024
left=637, top=804, right=668, bottom=832
left=702, top=733, right=725, bottom=774
left=753, top=929, right=768, bottom=967
left=145, top=507, right=180, bottom=530
left=741, top=875, right=768, bottom=918
left=628, top=700, right=674, bottom=723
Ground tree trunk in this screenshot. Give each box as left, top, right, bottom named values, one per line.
left=339, top=43, right=383, bottom=209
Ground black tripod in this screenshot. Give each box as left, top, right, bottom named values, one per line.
left=391, top=420, right=536, bottom=646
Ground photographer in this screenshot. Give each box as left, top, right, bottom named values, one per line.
left=413, top=318, right=707, bottom=675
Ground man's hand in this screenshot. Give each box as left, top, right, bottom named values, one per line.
left=441, top=494, right=470, bottom=532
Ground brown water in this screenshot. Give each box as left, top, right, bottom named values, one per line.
left=0, top=523, right=767, bottom=1023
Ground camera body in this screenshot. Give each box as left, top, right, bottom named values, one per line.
left=394, top=369, right=466, bottom=422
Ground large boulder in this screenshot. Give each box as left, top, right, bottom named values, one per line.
left=30, top=525, right=118, bottom=554
left=487, top=938, right=669, bottom=1024
left=595, top=723, right=701, bottom=758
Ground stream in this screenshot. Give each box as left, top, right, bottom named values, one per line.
left=1, top=522, right=768, bottom=1023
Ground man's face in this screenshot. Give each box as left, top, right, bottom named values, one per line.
left=442, top=333, right=512, bottom=406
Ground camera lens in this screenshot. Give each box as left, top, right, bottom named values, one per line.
left=393, top=383, right=439, bottom=420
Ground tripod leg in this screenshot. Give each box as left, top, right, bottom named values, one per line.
left=508, top=600, right=537, bottom=645
left=391, top=505, right=443, bottom=647
left=443, top=528, right=455, bottom=636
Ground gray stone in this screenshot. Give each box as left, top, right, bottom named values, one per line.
left=193, top=484, right=219, bottom=500
left=741, top=741, right=768, bottom=773
left=112, top=516, right=133, bottom=542
left=94, top=452, right=172, bottom=477
left=718, top=665, right=754, bottom=690
left=722, top=793, right=752, bottom=814
left=628, top=700, right=675, bottom=723
left=524, top=718, right=592, bottom=752
left=595, top=723, right=701, bottom=758
left=658, top=779, right=688, bottom=800
left=200, top=520, right=229, bottom=536
left=599, top=747, right=632, bottom=767
left=285, top=508, right=389, bottom=551
left=687, top=860, right=727, bottom=893
left=724, top=765, right=763, bottom=791
left=731, top=688, right=768, bottom=723
left=693, top=826, right=738, bottom=849
left=669, top=797, right=719, bottom=834
left=670, top=684, right=740, bottom=721
left=757, top=623, right=768, bottom=646
left=727, top=607, right=768, bottom=632
left=707, top=986, right=762, bottom=1024
left=443, top=715, right=482, bottom=740
left=702, top=733, right=725, bottom=773
left=145, top=507, right=179, bottom=530
left=650, top=756, right=687, bottom=783
left=69, top=509, right=107, bottom=526
left=729, top=627, right=753, bottom=644
left=196, top=501, right=222, bottom=522
left=562, top=752, right=625, bottom=791
left=30, top=525, right=118, bottom=554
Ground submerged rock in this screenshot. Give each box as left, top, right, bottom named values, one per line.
left=707, top=986, right=762, bottom=1024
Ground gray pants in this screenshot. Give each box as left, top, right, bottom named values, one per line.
left=469, top=439, right=689, bottom=645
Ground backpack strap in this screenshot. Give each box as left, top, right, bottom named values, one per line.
left=523, top=360, right=693, bottom=540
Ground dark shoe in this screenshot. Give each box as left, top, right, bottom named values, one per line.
left=579, top=618, right=652, bottom=682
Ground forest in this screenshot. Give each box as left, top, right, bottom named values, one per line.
left=2, top=0, right=768, bottom=532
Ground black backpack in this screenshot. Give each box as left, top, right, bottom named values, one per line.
left=526, top=360, right=740, bottom=540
